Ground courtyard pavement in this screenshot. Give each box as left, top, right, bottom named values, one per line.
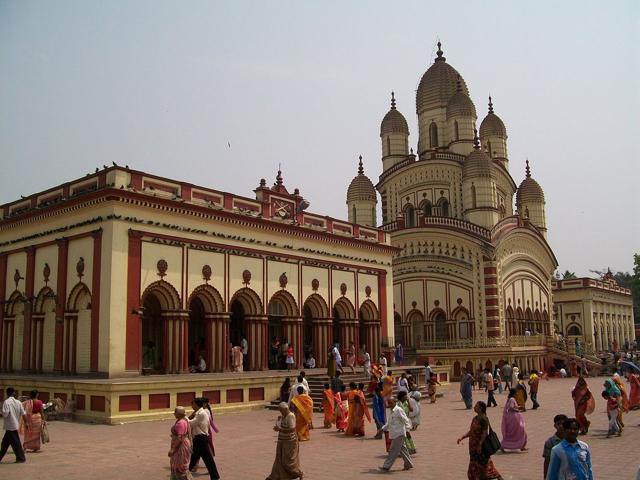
left=1, top=377, right=638, bottom=479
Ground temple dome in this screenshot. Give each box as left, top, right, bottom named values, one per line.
left=446, top=89, right=476, bottom=119
left=463, top=136, right=494, bottom=178
left=479, top=98, right=507, bottom=137
left=516, top=161, right=545, bottom=205
left=380, top=92, right=409, bottom=137
left=347, top=157, right=377, bottom=202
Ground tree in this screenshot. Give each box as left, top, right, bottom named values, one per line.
left=561, top=270, right=577, bottom=280
left=601, top=255, right=640, bottom=326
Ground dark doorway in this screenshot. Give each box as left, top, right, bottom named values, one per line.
left=142, top=294, right=164, bottom=373
left=188, top=297, right=206, bottom=366
left=332, top=308, right=341, bottom=347
left=434, top=313, right=447, bottom=342
left=230, top=300, right=244, bottom=347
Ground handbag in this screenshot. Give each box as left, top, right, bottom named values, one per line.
left=41, top=420, right=50, bottom=444
left=482, top=423, right=500, bottom=457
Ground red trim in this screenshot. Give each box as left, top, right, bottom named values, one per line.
left=90, top=230, right=102, bottom=372
left=131, top=173, right=142, bottom=191
left=378, top=272, right=388, bottom=343
left=54, top=239, right=68, bottom=372
left=22, top=247, right=36, bottom=369
left=125, top=230, right=143, bottom=371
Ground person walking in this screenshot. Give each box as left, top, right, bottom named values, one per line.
left=502, top=363, right=512, bottom=391
left=543, top=414, right=568, bottom=479
left=461, top=367, right=474, bottom=409
left=188, top=397, right=220, bottom=479
left=0, top=387, right=27, bottom=464
left=571, top=377, right=594, bottom=435
left=545, top=418, right=593, bottom=480
left=494, top=365, right=503, bottom=394
left=345, top=342, right=357, bottom=374
left=21, top=390, right=45, bottom=453
left=169, top=407, right=193, bottom=480
left=267, top=402, right=304, bottom=480
left=377, top=396, right=413, bottom=473
left=361, top=346, right=371, bottom=380
left=290, top=387, right=314, bottom=441
left=500, top=389, right=528, bottom=452
left=529, top=369, right=541, bottom=409
left=485, top=368, right=498, bottom=407
left=379, top=353, right=388, bottom=376
left=457, top=401, right=503, bottom=480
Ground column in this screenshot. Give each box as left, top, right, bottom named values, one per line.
left=54, top=238, right=68, bottom=373
left=312, top=318, right=331, bottom=368
left=90, top=229, right=102, bottom=373
left=246, top=315, right=268, bottom=371
left=282, top=317, right=303, bottom=369
left=125, top=230, right=143, bottom=371
left=483, top=262, right=500, bottom=338
left=207, top=313, right=230, bottom=373
left=22, top=246, right=36, bottom=370
left=339, top=320, right=358, bottom=355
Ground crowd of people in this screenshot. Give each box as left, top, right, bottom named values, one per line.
left=0, top=388, right=47, bottom=464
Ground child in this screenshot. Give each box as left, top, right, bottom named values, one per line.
left=408, top=391, right=422, bottom=430
left=286, top=344, right=294, bottom=371
left=427, top=374, right=442, bottom=403
left=542, top=414, right=567, bottom=478
left=602, top=391, right=621, bottom=437
left=322, top=383, right=335, bottom=428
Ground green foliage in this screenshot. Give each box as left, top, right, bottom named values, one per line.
left=561, top=270, right=577, bottom=279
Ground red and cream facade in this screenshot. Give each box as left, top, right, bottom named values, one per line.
left=0, top=167, right=395, bottom=378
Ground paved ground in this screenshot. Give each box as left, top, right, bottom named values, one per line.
left=1, top=377, right=639, bottom=479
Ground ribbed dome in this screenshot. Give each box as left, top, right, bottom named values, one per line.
left=380, top=92, right=409, bottom=137
left=416, top=42, right=469, bottom=114
left=516, top=161, right=544, bottom=205
left=347, top=157, right=377, bottom=202
left=463, top=138, right=494, bottom=179
left=446, top=90, right=476, bottom=119
left=479, top=97, right=507, bottom=137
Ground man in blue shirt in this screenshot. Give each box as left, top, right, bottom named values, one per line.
left=546, top=418, right=593, bottom=480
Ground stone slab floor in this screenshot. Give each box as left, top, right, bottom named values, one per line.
left=1, top=377, right=638, bottom=479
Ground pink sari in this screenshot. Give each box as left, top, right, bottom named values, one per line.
left=170, top=417, right=192, bottom=480
left=500, top=397, right=527, bottom=449
left=21, top=399, right=43, bottom=452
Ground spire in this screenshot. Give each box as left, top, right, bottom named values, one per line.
left=488, top=95, right=494, bottom=114
left=276, top=165, right=283, bottom=186
left=473, top=128, right=480, bottom=150
left=525, top=159, right=531, bottom=178
left=435, top=40, right=446, bottom=62
left=390, top=91, right=396, bottom=110
left=358, top=155, right=364, bottom=175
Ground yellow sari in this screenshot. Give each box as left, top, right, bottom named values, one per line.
left=291, top=394, right=314, bottom=441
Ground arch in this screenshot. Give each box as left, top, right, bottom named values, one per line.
left=187, top=284, right=224, bottom=313
left=67, top=282, right=92, bottom=311
left=567, top=324, right=582, bottom=336
left=453, top=360, right=461, bottom=378
left=430, top=308, right=447, bottom=342
left=303, top=293, right=329, bottom=319
left=429, top=122, right=438, bottom=148
left=419, top=199, right=432, bottom=218
left=4, top=291, right=24, bottom=316
left=437, top=197, right=450, bottom=217
left=454, top=120, right=459, bottom=141
left=407, top=309, right=424, bottom=347
left=393, top=311, right=403, bottom=346
left=268, top=290, right=298, bottom=317
left=141, top=280, right=180, bottom=311
left=452, top=306, right=472, bottom=340
left=229, top=287, right=263, bottom=316
left=359, top=299, right=379, bottom=321
left=403, top=203, right=416, bottom=228
left=333, top=297, right=356, bottom=320
left=34, top=286, right=56, bottom=314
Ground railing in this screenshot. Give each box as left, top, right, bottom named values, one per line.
left=381, top=216, right=491, bottom=241
left=418, top=334, right=547, bottom=350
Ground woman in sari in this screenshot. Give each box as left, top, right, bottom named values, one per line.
left=571, top=376, right=594, bottom=435
left=627, top=371, right=640, bottom=409
left=168, top=406, right=193, bottom=480
left=612, top=373, right=629, bottom=414
left=457, top=401, right=503, bottom=480
left=290, top=386, right=314, bottom=441
left=604, top=378, right=623, bottom=430
left=513, top=373, right=528, bottom=412
left=382, top=370, right=394, bottom=403
left=397, top=391, right=416, bottom=454
left=334, top=385, right=347, bottom=432
left=345, top=342, right=356, bottom=374
left=345, top=383, right=371, bottom=436
left=322, top=383, right=335, bottom=428
left=326, top=347, right=336, bottom=378
left=280, top=378, right=291, bottom=403
left=461, top=368, right=474, bottom=409
left=21, top=390, right=44, bottom=452
left=267, top=402, right=304, bottom=480
left=500, top=389, right=527, bottom=452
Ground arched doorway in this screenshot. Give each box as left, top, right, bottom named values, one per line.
left=333, top=297, right=356, bottom=353
left=142, top=293, right=164, bottom=372
left=66, top=282, right=92, bottom=374
left=34, top=287, right=56, bottom=372
left=268, top=290, right=299, bottom=370
left=229, top=287, right=264, bottom=371
left=407, top=310, right=424, bottom=347
left=268, top=299, right=286, bottom=369
left=393, top=312, right=403, bottom=346
left=3, top=291, right=24, bottom=371
left=452, top=306, right=472, bottom=341
left=187, top=284, right=225, bottom=372
left=432, top=309, right=447, bottom=342
left=359, top=299, right=381, bottom=361
left=188, top=297, right=206, bottom=366
left=303, top=293, right=330, bottom=368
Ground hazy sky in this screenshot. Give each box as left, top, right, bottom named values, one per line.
left=1, top=1, right=638, bottom=276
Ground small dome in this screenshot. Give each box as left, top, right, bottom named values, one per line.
left=479, top=97, right=507, bottom=138
left=463, top=135, right=494, bottom=178
left=446, top=87, right=476, bottom=119
left=380, top=92, right=409, bottom=137
left=416, top=42, right=469, bottom=114
left=347, top=157, right=377, bottom=203
left=516, top=160, right=545, bottom=205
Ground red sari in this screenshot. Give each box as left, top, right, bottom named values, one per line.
left=628, top=373, right=640, bottom=409
left=322, top=389, right=335, bottom=428
left=333, top=392, right=347, bottom=431
left=21, top=399, right=44, bottom=452
left=572, top=377, right=595, bottom=434
left=345, top=390, right=371, bottom=436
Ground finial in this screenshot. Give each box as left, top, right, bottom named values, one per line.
left=525, top=159, right=531, bottom=178
left=473, top=128, right=480, bottom=150
left=390, top=91, right=396, bottom=109
left=358, top=155, right=364, bottom=175
left=488, top=95, right=494, bottom=114
left=435, top=40, right=445, bottom=62
left=276, top=164, right=283, bottom=186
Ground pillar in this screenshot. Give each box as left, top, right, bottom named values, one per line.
left=207, top=313, right=230, bottom=372
left=90, top=229, right=102, bottom=373
left=125, top=230, right=143, bottom=372
left=312, top=318, right=331, bottom=368
left=339, top=319, right=359, bottom=356
left=22, top=246, right=36, bottom=370
left=362, top=320, right=381, bottom=362
left=246, top=315, right=268, bottom=371
left=54, top=238, right=68, bottom=373
left=165, top=312, right=189, bottom=374
left=282, top=317, right=303, bottom=369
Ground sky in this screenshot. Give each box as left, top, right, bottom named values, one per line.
left=0, top=0, right=638, bottom=277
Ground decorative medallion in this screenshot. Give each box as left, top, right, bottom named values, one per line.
left=340, top=283, right=347, bottom=296
left=157, top=259, right=168, bottom=279
left=457, top=297, right=463, bottom=305
left=279, top=272, right=288, bottom=289
left=411, top=300, right=417, bottom=309
left=76, top=257, right=85, bottom=279
left=242, top=269, right=251, bottom=286
left=365, top=285, right=372, bottom=298
left=13, top=269, right=23, bottom=289
left=43, top=263, right=51, bottom=285
left=434, top=299, right=440, bottom=307
left=311, top=278, right=319, bottom=291
left=202, top=265, right=212, bottom=283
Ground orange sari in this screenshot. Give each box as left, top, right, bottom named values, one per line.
left=291, top=394, right=314, bottom=441
left=613, top=376, right=629, bottom=412
left=572, top=377, right=595, bottom=434
left=628, top=373, right=640, bottom=409
left=322, top=389, right=335, bottom=428
left=382, top=375, right=394, bottom=398
left=334, top=392, right=347, bottom=431
left=345, top=390, right=371, bottom=436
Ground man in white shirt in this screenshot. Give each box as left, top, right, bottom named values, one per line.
left=378, top=392, right=413, bottom=472
left=332, top=344, right=343, bottom=373
left=188, top=397, right=220, bottom=479
left=0, top=387, right=27, bottom=463
left=361, top=346, right=371, bottom=379
left=379, top=353, right=388, bottom=376
left=288, top=375, right=309, bottom=404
